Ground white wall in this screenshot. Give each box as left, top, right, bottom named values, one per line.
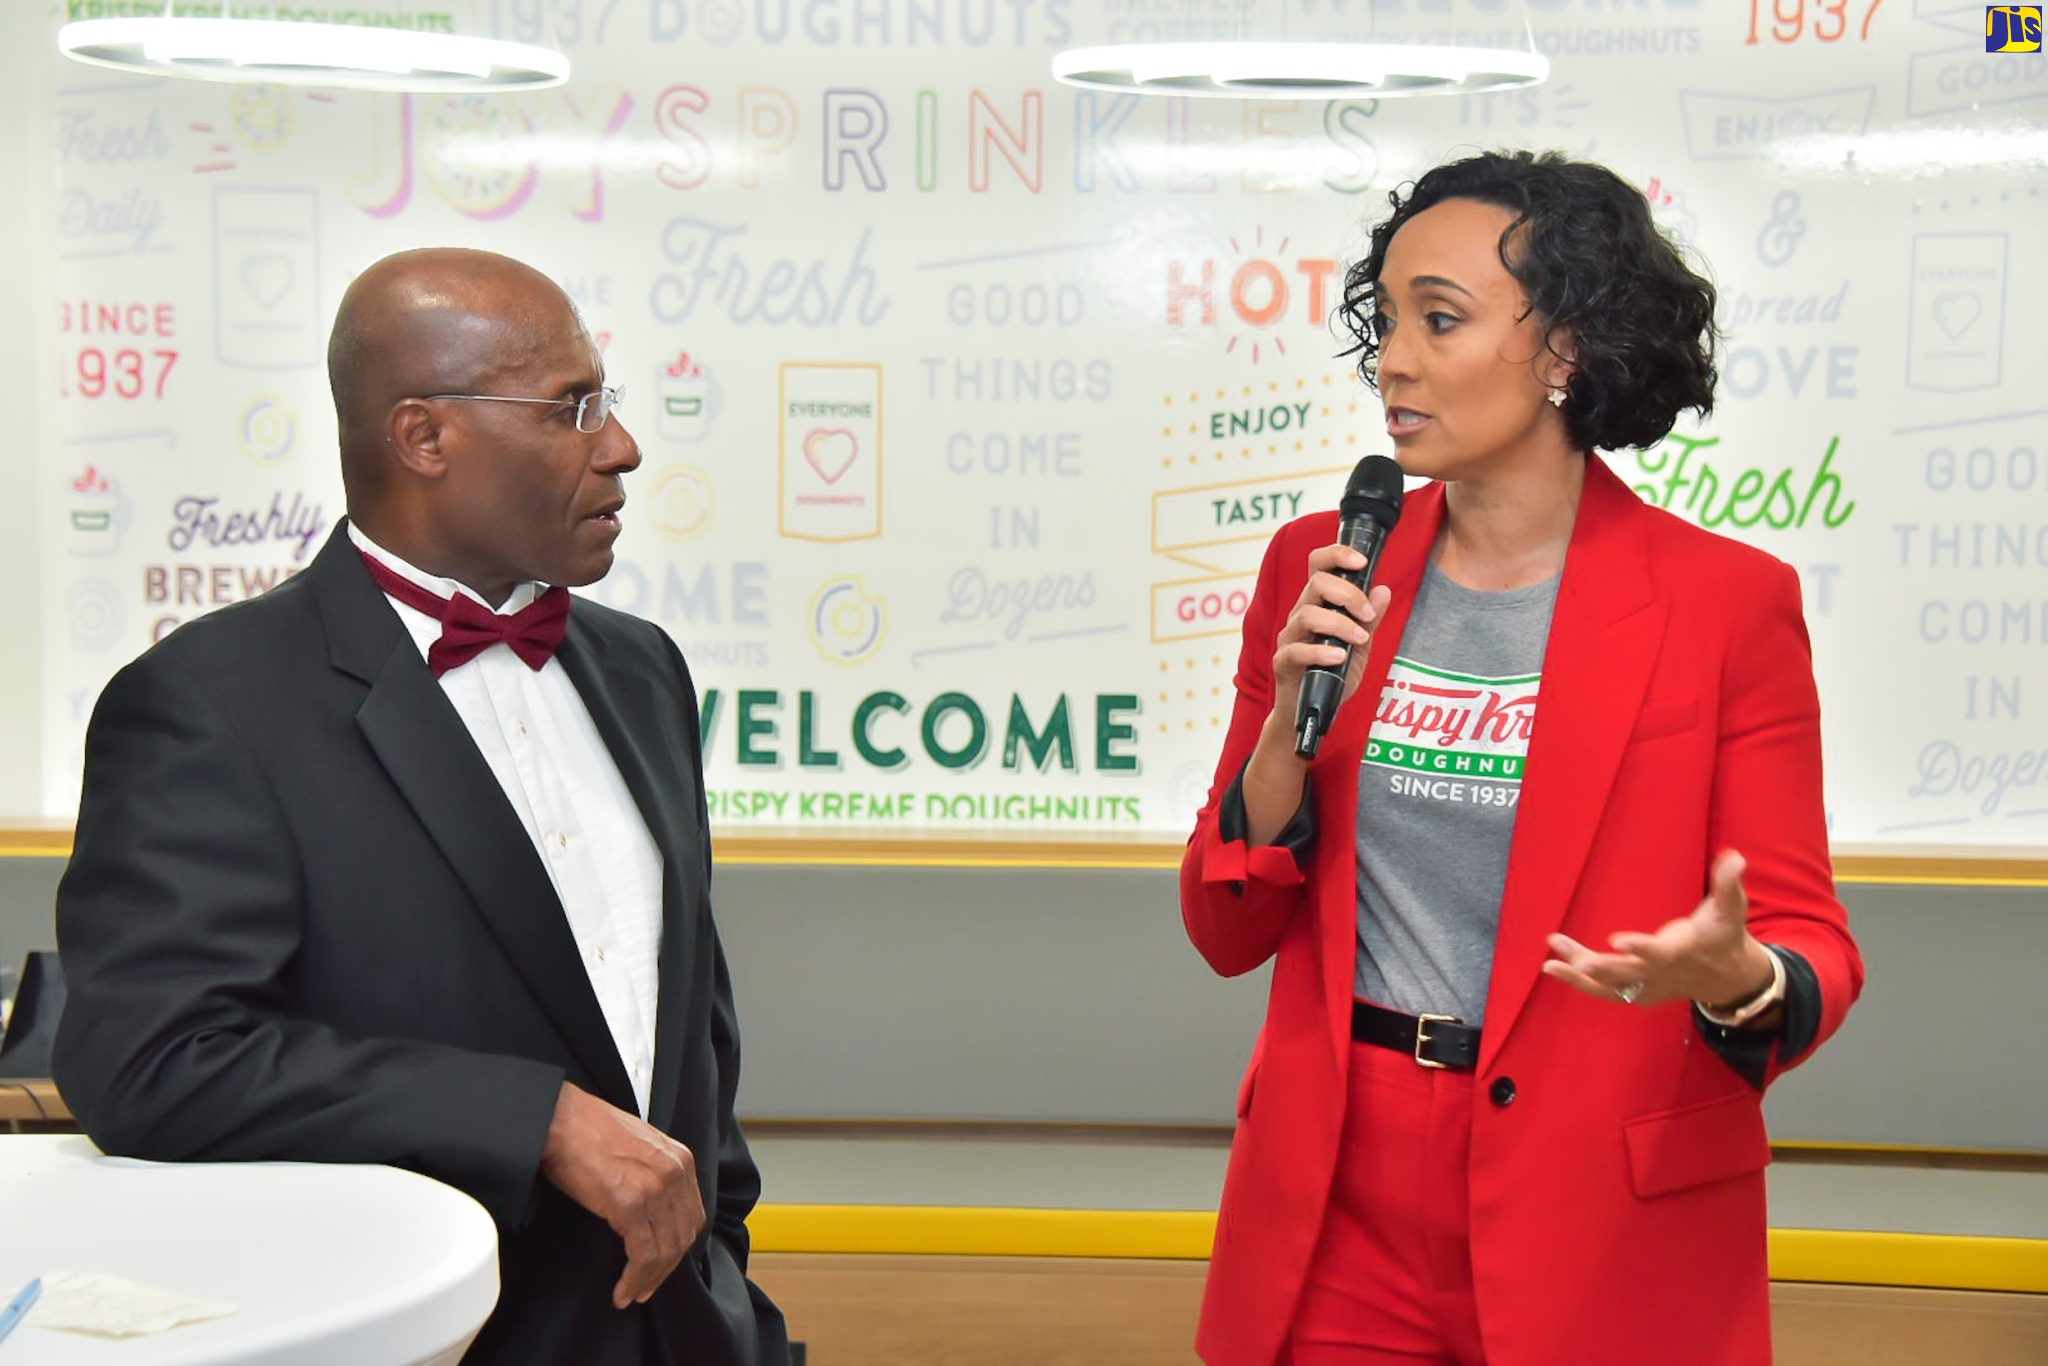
left=10, top=10, right=2047, bottom=849
left=0, top=7, right=55, bottom=816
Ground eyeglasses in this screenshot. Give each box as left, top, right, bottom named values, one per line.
left=422, top=385, right=624, bottom=433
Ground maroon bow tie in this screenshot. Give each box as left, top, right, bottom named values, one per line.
left=358, top=550, right=571, bottom=678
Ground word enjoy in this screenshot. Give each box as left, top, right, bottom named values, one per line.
left=1210, top=402, right=1311, bottom=439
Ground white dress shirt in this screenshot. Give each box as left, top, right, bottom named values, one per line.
left=349, top=524, right=664, bottom=1118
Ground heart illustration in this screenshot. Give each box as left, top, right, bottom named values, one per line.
left=241, top=253, right=294, bottom=311
left=1932, top=291, right=1981, bottom=342
left=802, top=427, right=859, bottom=485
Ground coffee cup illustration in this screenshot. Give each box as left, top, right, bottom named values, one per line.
left=67, top=465, right=132, bottom=558
left=658, top=351, right=720, bottom=442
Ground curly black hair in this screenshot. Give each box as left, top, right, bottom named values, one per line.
left=1335, top=150, right=1718, bottom=453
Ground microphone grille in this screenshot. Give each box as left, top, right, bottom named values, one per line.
left=1338, top=454, right=1404, bottom=522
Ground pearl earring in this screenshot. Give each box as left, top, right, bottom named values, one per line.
left=1547, top=387, right=1567, bottom=408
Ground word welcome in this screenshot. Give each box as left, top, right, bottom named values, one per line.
left=700, top=688, right=1139, bottom=772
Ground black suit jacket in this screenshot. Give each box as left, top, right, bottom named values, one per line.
left=53, top=524, right=789, bottom=1366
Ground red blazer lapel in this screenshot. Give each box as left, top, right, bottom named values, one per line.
left=1320, top=480, right=1450, bottom=758
left=1480, top=458, right=1667, bottom=1071
left=1313, top=481, right=1450, bottom=1055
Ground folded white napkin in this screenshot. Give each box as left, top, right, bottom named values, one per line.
left=29, top=1270, right=238, bottom=1338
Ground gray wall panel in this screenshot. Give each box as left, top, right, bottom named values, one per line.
left=1754, top=882, right=2047, bottom=1151
left=712, top=866, right=1269, bottom=1124
left=4, top=854, right=2043, bottom=1149
left=0, top=860, right=60, bottom=1004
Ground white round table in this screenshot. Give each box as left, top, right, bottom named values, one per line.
left=1, top=1135, right=498, bottom=1364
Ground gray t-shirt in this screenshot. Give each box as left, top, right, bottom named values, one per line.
left=1354, top=561, right=1560, bottom=1024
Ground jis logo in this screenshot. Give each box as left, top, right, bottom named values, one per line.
left=1987, top=6, right=2043, bottom=51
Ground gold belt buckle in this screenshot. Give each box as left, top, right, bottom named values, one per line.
left=1414, top=1013, right=1458, bottom=1070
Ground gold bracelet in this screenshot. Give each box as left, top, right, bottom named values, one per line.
left=1697, top=946, right=1786, bottom=1028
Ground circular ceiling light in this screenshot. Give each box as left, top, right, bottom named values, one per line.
left=57, top=18, right=569, bottom=92
left=1052, top=41, right=1548, bottom=100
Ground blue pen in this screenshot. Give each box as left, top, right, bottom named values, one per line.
left=0, top=1277, right=40, bottom=1345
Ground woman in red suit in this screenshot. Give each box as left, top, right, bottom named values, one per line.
left=1181, top=151, right=1864, bottom=1365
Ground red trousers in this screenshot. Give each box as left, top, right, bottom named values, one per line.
left=1279, top=1034, right=1487, bottom=1366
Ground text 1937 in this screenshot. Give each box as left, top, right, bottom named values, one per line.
left=1747, top=0, right=1883, bottom=44
left=62, top=348, right=178, bottom=401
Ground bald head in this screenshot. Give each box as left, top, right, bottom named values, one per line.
left=324, top=247, right=635, bottom=603
left=328, top=248, right=580, bottom=490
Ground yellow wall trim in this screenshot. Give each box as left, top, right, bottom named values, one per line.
left=0, top=825, right=71, bottom=858
left=748, top=1205, right=2048, bottom=1293
left=751, top=1205, right=1217, bottom=1261
left=1771, top=1140, right=2048, bottom=1168
left=1769, top=1229, right=2048, bottom=1294
left=4, top=824, right=2045, bottom=884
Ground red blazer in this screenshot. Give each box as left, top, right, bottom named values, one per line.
left=1181, top=458, right=1863, bottom=1366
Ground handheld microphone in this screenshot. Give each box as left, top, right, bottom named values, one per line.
left=1294, top=455, right=1404, bottom=759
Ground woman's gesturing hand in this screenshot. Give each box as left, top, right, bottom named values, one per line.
left=1541, top=851, right=1780, bottom=1012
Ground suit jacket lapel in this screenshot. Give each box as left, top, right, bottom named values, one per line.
left=555, top=617, right=704, bottom=1135
left=1321, top=481, right=1449, bottom=758
left=1317, top=483, right=1450, bottom=1052
left=1480, top=459, right=1666, bottom=1070
left=308, top=527, right=638, bottom=1109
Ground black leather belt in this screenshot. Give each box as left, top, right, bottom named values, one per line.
left=1352, top=999, right=1482, bottom=1071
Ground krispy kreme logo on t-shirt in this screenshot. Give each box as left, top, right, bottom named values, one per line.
left=1364, top=659, right=1540, bottom=804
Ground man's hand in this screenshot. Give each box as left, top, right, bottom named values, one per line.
left=539, top=1082, right=707, bottom=1309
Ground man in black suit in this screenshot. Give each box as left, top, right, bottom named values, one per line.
left=53, top=248, right=789, bottom=1366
